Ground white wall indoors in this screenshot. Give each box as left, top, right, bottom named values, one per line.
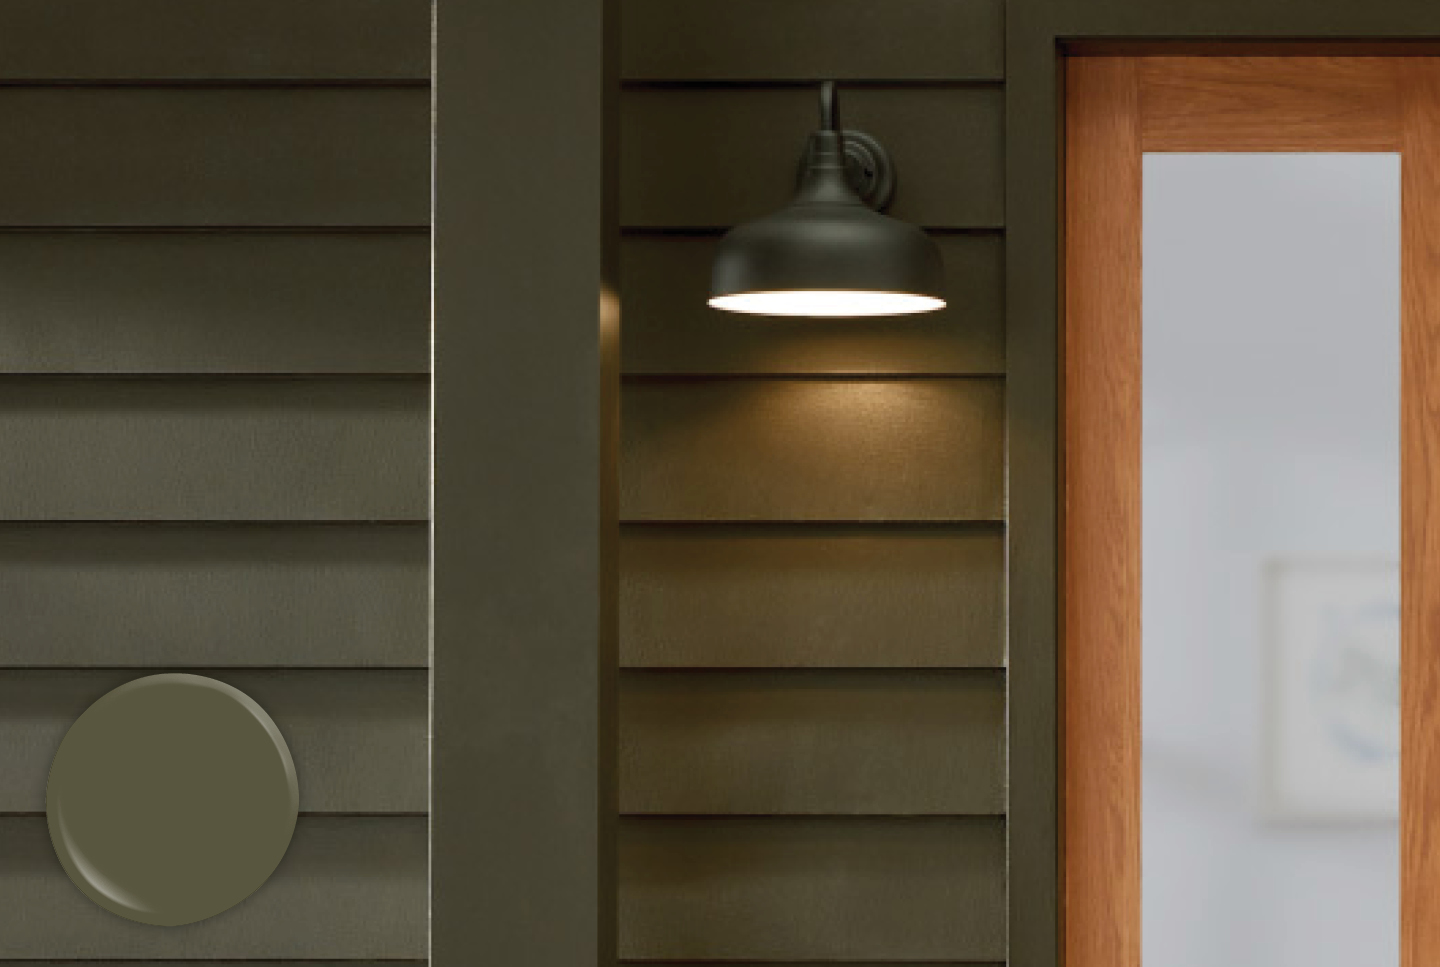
left=1143, top=154, right=1400, bottom=967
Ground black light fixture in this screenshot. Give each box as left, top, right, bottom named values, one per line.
left=708, top=81, right=945, bottom=318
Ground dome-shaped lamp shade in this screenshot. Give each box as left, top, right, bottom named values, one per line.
left=709, top=83, right=945, bottom=318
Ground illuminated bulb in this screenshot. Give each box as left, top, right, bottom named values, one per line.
left=707, top=290, right=945, bottom=317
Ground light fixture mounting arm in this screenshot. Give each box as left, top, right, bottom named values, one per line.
left=797, top=80, right=896, bottom=211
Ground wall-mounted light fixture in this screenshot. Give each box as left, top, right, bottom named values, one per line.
left=708, top=81, right=945, bottom=318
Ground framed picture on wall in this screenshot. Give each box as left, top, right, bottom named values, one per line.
left=1265, top=559, right=1399, bottom=822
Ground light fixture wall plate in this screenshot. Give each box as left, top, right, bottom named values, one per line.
left=709, top=80, right=945, bottom=318
left=795, top=127, right=895, bottom=210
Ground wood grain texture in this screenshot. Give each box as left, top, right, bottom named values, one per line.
left=0, top=816, right=426, bottom=959
left=0, top=380, right=427, bottom=521
left=1139, top=56, right=1400, bottom=151
left=621, top=379, right=1005, bottom=522
left=0, top=233, right=429, bottom=374
left=621, top=233, right=1005, bottom=375
left=0, top=669, right=426, bottom=813
left=0, top=88, right=428, bottom=226
left=0, top=0, right=430, bottom=80
left=621, top=86, right=1004, bottom=229
left=1065, top=53, right=1440, bottom=967
left=618, top=817, right=1005, bottom=961
left=1400, top=57, right=1440, bottom=967
left=1063, top=56, right=1143, bottom=967
left=0, top=524, right=426, bottom=666
left=619, top=669, right=1004, bottom=815
left=620, top=525, right=1005, bottom=667
left=621, top=0, right=1002, bottom=82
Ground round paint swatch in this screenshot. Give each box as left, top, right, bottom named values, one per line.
left=47, top=674, right=298, bottom=926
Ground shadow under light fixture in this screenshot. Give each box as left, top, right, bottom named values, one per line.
left=708, top=81, right=945, bottom=318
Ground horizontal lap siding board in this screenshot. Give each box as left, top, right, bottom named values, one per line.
left=621, top=85, right=1004, bottom=229
left=0, top=816, right=426, bottom=959
left=0, top=88, right=428, bottom=226
left=618, top=816, right=1006, bottom=962
left=0, top=4, right=431, bottom=960
left=618, top=1, right=1009, bottom=957
left=621, top=0, right=1001, bottom=82
left=0, top=232, right=430, bottom=374
left=620, top=525, right=1005, bottom=667
left=0, top=379, right=427, bottom=521
left=0, top=0, right=430, bottom=80
left=0, top=524, right=426, bottom=667
left=0, top=669, right=427, bottom=813
left=621, top=232, right=1005, bottom=375
left=620, top=669, right=1005, bottom=815
left=621, top=378, right=1005, bottom=522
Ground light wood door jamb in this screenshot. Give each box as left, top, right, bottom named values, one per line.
left=1063, top=53, right=1440, bottom=967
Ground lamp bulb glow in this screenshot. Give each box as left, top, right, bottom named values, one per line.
left=708, top=290, right=946, bottom=318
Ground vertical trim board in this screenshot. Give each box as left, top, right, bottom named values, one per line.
left=1400, top=57, right=1440, bottom=967
left=1003, top=10, right=1064, bottom=967
left=432, top=0, right=618, bottom=963
left=1062, top=55, right=1143, bottom=967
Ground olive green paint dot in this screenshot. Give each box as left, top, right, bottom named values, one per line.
left=46, top=673, right=299, bottom=927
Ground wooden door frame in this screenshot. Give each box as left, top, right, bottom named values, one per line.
left=1063, top=53, right=1440, bottom=967
left=1002, top=12, right=1440, bottom=967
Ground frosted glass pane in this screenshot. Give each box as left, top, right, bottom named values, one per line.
left=1143, top=154, right=1399, bottom=967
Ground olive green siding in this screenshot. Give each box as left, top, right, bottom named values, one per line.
left=449, top=1, right=1440, bottom=966
left=40, top=2, right=1440, bottom=964
left=0, top=1, right=430, bottom=961
left=616, top=5, right=1008, bottom=962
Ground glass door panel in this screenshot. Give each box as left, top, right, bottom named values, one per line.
left=1142, top=153, right=1400, bottom=967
